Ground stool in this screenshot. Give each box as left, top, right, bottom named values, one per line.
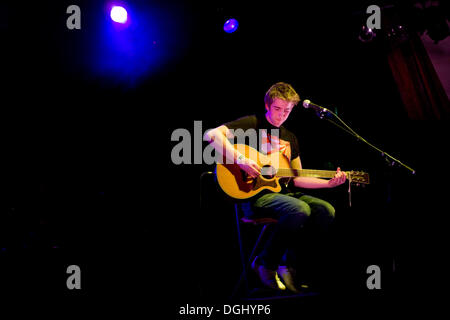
left=199, top=171, right=278, bottom=299
left=231, top=203, right=278, bottom=299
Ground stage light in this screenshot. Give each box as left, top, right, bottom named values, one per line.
left=387, top=25, right=409, bottom=44
left=110, top=5, right=128, bottom=24
left=90, top=2, right=190, bottom=86
left=224, top=18, right=239, bottom=33
left=358, top=25, right=376, bottom=43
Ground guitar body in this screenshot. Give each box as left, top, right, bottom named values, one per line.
left=216, top=144, right=369, bottom=200
left=216, top=144, right=291, bottom=199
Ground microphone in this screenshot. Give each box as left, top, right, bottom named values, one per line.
left=302, top=99, right=331, bottom=118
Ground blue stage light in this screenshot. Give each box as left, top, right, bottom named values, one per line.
left=223, top=18, right=239, bottom=33
left=110, top=5, right=128, bottom=24
left=87, top=2, right=191, bottom=86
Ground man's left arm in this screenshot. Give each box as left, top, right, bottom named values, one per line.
left=290, top=156, right=346, bottom=189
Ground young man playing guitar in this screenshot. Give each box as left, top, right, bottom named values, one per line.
left=204, top=82, right=347, bottom=293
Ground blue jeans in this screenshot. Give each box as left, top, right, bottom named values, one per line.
left=241, top=192, right=336, bottom=270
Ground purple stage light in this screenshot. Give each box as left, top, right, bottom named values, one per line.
left=110, top=5, right=128, bottom=24
left=224, top=18, right=239, bottom=33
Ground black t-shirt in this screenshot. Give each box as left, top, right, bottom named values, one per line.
left=224, top=113, right=300, bottom=162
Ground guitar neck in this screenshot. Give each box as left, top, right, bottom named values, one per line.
left=276, top=168, right=343, bottom=179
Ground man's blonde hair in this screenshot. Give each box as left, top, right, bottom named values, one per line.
left=264, top=82, right=300, bottom=107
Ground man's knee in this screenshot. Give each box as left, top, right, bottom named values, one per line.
left=278, top=200, right=311, bottom=231
left=318, top=201, right=335, bottom=219
left=291, top=200, right=312, bottom=217
left=303, top=197, right=335, bottom=220
left=253, top=193, right=311, bottom=218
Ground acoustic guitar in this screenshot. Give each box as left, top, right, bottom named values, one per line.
left=216, top=144, right=370, bottom=199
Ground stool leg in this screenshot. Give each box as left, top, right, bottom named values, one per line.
left=247, top=224, right=268, bottom=268
left=231, top=214, right=272, bottom=298
left=231, top=204, right=248, bottom=299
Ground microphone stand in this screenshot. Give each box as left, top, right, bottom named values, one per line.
left=311, top=104, right=415, bottom=277
left=314, top=107, right=416, bottom=174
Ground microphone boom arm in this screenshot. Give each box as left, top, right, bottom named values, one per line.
left=307, top=101, right=416, bottom=174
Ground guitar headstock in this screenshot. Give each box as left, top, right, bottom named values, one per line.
left=348, top=171, right=370, bottom=185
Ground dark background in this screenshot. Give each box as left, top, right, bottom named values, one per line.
left=1, top=0, right=449, bottom=315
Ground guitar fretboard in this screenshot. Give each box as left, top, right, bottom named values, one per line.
left=276, top=168, right=343, bottom=179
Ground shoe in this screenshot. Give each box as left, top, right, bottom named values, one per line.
left=277, top=266, right=301, bottom=293
left=251, top=257, right=285, bottom=291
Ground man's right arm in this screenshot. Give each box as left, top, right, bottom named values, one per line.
left=204, top=126, right=261, bottom=178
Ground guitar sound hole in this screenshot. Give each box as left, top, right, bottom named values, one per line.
left=261, top=165, right=276, bottom=179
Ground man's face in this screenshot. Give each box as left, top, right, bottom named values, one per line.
left=265, top=98, right=295, bottom=127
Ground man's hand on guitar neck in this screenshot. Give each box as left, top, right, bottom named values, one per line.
left=327, top=167, right=347, bottom=188
left=237, top=156, right=262, bottom=179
